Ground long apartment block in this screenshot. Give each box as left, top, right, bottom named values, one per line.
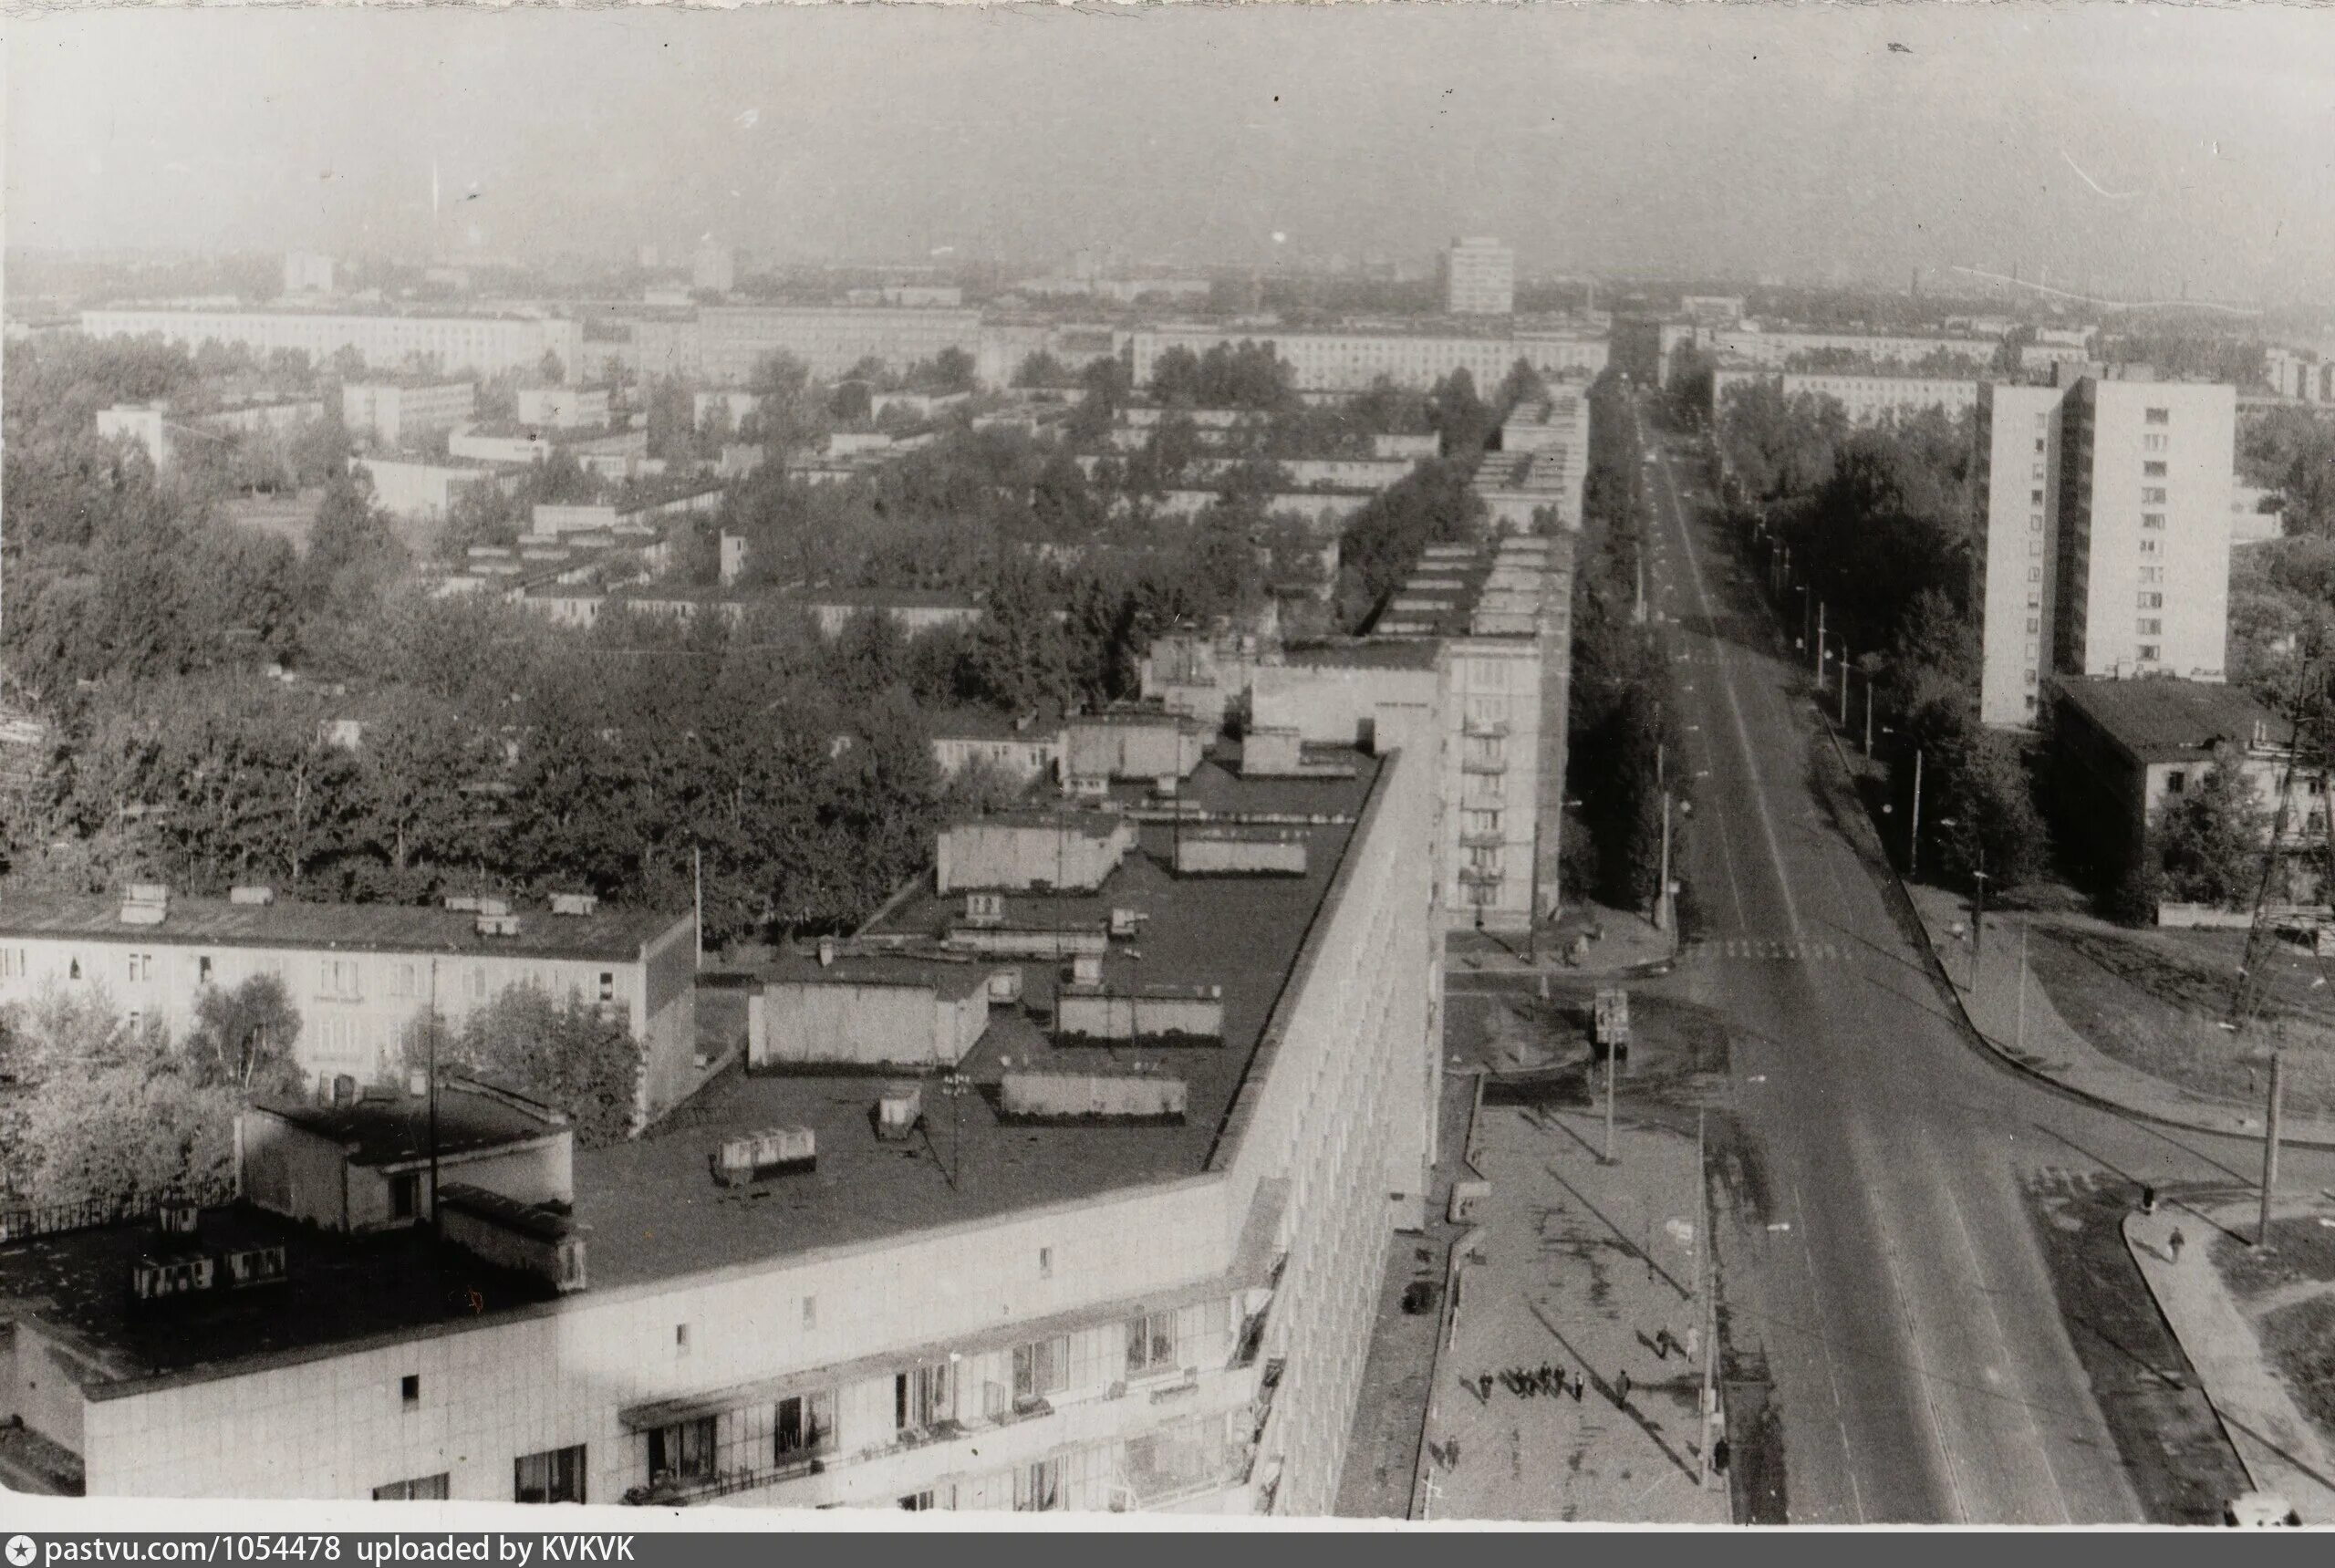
left=0, top=742, right=1443, bottom=1516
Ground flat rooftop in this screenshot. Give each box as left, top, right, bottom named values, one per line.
left=0, top=750, right=1383, bottom=1387
left=259, top=1083, right=565, bottom=1168
left=0, top=893, right=685, bottom=962
left=575, top=748, right=1377, bottom=1291
left=2054, top=676, right=2289, bottom=762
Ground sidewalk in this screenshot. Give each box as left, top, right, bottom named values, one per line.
left=1447, top=904, right=1679, bottom=981
left=1904, top=884, right=2335, bottom=1149
left=1413, top=1105, right=1729, bottom=1524
left=2124, top=1203, right=2335, bottom=1521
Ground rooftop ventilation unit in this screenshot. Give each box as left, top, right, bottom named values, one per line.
left=229, top=885, right=276, bottom=907
left=877, top=1084, right=923, bottom=1142
left=223, top=1244, right=289, bottom=1290
left=986, top=967, right=1024, bottom=1005
left=443, top=895, right=483, bottom=913
left=407, top=1068, right=431, bottom=1098
left=550, top=893, right=599, bottom=917
left=1069, top=951, right=1105, bottom=987
left=331, top=1074, right=358, bottom=1107
left=1109, top=908, right=1147, bottom=939
left=964, top=892, right=1006, bottom=928
left=711, top=1126, right=816, bottom=1187
left=475, top=898, right=513, bottom=918
left=816, top=935, right=838, bottom=968
left=119, top=884, right=170, bottom=927
left=158, top=1200, right=200, bottom=1236
left=130, top=1253, right=216, bottom=1303
left=476, top=912, right=523, bottom=938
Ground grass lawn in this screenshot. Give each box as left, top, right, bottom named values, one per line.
left=2211, top=1216, right=2335, bottom=1303
left=2257, top=1294, right=2335, bottom=1452
left=2024, top=925, right=2335, bottom=1116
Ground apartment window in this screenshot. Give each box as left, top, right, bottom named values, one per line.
left=598, top=971, right=616, bottom=1003
left=2139, top=539, right=2161, bottom=556
left=1127, top=1310, right=1180, bottom=1376
left=801, top=1294, right=816, bottom=1330
left=373, top=1475, right=450, bottom=1502
left=2031, top=463, right=2047, bottom=481
left=2034, top=438, right=2047, bottom=453
left=321, top=958, right=360, bottom=999
left=675, top=1324, right=690, bottom=1355
left=514, top=1444, right=586, bottom=1504
left=390, top=1172, right=421, bottom=1222
left=648, top=1417, right=716, bottom=1484
left=2031, top=489, right=2045, bottom=504
left=2138, top=619, right=2163, bottom=636
left=2027, top=618, right=2041, bottom=634
left=392, top=961, right=419, bottom=998
left=2144, top=432, right=2169, bottom=452
left=1038, top=1246, right=1053, bottom=1279
left=2139, top=645, right=2162, bottom=662
left=2029, top=514, right=2044, bottom=530
left=1014, top=1457, right=1064, bottom=1513
left=465, top=965, right=488, bottom=1002
left=2027, top=592, right=2041, bottom=609
left=127, top=1010, right=142, bottom=1034
left=127, top=953, right=152, bottom=984
left=2145, top=407, right=2170, bottom=424
left=2141, top=566, right=2165, bottom=585
left=2142, top=488, right=2167, bottom=504
left=1012, top=1335, right=1069, bottom=1402
left=400, top=1375, right=420, bottom=1407
left=2142, top=514, right=2166, bottom=531
left=2028, top=567, right=2043, bottom=583
left=896, top=1364, right=952, bottom=1431
left=2025, top=692, right=2038, bottom=711
left=899, top=1491, right=939, bottom=1511
left=2139, top=592, right=2164, bottom=609
left=2024, top=669, right=2038, bottom=687
left=2029, top=539, right=2044, bottom=556
left=775, top=1391, right=833, bottom=1459
left=2165, top=771, right=2187, bottom=794
left=2143, top=462, right=2167, bottom=478
left=197, top=955, right=213, bottom=985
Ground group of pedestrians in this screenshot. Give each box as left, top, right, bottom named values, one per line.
left=1477, top=1365, right=1590, bottom=1404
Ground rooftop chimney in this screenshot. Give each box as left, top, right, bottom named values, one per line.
left=550, top=893, right=598, bottom=917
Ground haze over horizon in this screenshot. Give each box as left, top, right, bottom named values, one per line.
left=9, top=4, right=2333, bottom=302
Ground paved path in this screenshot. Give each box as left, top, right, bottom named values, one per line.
left=1904, top=885, right=2335, bottom=1150
left=2124, top=1204, right=2335, bottom=1521
left=1415, top=1106, right=1729, bottom=1523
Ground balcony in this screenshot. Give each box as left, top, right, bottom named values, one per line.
left=1459, top=830, right=1506, bottom=849
left=1460, top=753, right=1509, bottom=776
left=1461, top=718, right=1511, bottom=740
left=623, top=1450, right=828, bottom=1507
left=1458, top=864, right=1504, bottom=887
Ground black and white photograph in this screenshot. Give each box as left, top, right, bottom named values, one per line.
left=2, top=0, right=2333, bottom=1534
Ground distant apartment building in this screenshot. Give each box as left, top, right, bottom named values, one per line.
left=1707, top=328, right=1998, bottom=370
left=0, top=889, right=703, bottom=1124
left=2020, top=341, right=2094, bottom=376
left=1678, top=296, right=1747, bottom=325
left=1975, top=378, right=2236, bottom=728
left=352, top=454, right=525, bottom=524
left=1711, top=366, right=1979, bottom=426
left=82, top=308, right=583, bottom=381
left=0, top=734, right=1443, bottom=1517
left=1127, top=325, right=1606, bottom=395
left=282, top=251, right=336, bottom=296
left=516, top=385, right=614, bottom=431
left=1480, top=391, right=1591, bottom=529
left=341, top=381, right=477, bottom=451
left=1440, top=238, right=1516, bottom=317
left=695, top=306, right=986, bottom=385
left=694, top=389, right=763, bottom=431
left=96, top=398, right=325, bottom=472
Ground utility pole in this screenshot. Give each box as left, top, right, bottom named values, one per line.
left=1864, top=678, right=1874, bottom=758
left=427, top=957, right=441, bottom=1231
left=1656, top=789, right=1674, bottom=935
left=1973, top=862, right=1988, bottom=981
left=692, top=846, right=704, bottom=971
left=1909, top=748, right=1925, bottom=879
left=1814, top=602, right=1825, bottom=677
left=1838, top=647, right=1850, bottom=726
left=2016, top=919, right=2030, bottom=1054
left=1603, top=1043, right=1618, bottom=1166
left=2259, top=1050, right=2284, bottom=1250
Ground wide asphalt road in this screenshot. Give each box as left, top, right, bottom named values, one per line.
left=1630, top=389, right=2335, bottom=1523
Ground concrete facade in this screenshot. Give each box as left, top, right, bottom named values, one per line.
left=82, top=309, right=583, bottom=381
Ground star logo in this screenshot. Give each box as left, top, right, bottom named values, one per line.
left=6, top=1535, right=37, bottom=1567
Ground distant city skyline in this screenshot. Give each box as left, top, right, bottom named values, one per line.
left=9, top=5, right=2334, bottom=303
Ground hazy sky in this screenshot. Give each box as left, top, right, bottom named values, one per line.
left=10, top=4, right=2333, bottom=299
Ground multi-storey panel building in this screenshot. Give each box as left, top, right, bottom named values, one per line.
left=80, top=309, right=584, bottom=381
left=1975, top=377, right=2235, bottom=729
left=341, top=381, right=478, bottom=451
left=1127, top=326, right=1607, bottom=394
left=695, top=306, right=987, bottom=384
left=0, top=744, right=1443, bottom=1517
left=1441, top=237, right=1515, bottom=317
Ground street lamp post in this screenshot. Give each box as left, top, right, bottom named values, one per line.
left=1909, top=747, right=1925, bottom=879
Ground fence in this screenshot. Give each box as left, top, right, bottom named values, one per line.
left=0, top=1183, right=234, bottom=1245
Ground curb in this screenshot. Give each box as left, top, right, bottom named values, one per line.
left=1407, top=1069, right=1490, bottom=1521
left=1790, top=618, right=2335, bottom=1154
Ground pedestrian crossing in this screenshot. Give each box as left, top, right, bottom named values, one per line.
left=1690, top=937, right=1846, bottom=962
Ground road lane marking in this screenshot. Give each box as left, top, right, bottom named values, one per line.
left=1935, top=1160, right=2075, bottom=1525
left=1875, top=1224, right=1975, bottom=1523
left=1656, top=449, right=1804, bottom=942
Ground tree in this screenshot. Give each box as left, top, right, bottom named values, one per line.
left=186, top=973, right=306, bottom=1096
left=430, top=986, right=641, bottom=1147
left=2153, top=743, right=2271, bottom=908
left=929, top=347, right=978, bottom=395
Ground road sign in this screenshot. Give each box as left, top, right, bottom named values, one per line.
left=1593, top=988, right=1631, bottom=1045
